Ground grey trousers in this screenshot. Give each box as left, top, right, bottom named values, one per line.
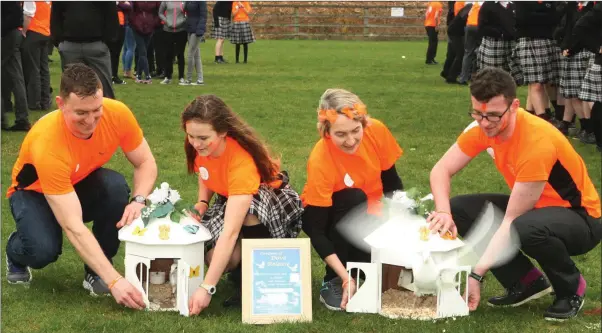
left=58, top=41, right=115, bottom=99
left=459, top=26, right=480, bottom=83
left=187, top=33, right=204, bottom=82
left=1, top=29, right=30, bottom=126
left=21, top=30, right=51, bottom=110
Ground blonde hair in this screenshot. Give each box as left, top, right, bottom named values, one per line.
left=316, top=88, right=368, bottom=137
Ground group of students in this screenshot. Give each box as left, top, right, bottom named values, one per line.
left=425, top=1, right=602, bottom=151
left=114, top=1, right=254, bottom=87
left=5, top=62, right=601, bottom=322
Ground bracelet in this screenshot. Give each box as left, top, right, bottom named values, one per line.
left=342, top=278, right=354, bottom=289
left=436, top=211, right=452, bottom=216
left=469, top=272, right=485, bottom=283
left=199, top=200, right=209, bottom=207
left=108, top=275, right=123, bottom=290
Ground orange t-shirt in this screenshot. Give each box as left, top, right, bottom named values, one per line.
left=457, top=109, right=601, bottom=218
left=454, top=2, right=466, bottom=15
left=28, top=1, right=52, bottom=37
left=466, top=2, right=481, bottom=27
left=7, top=98, right=144, bottom=197
left=301, top=119, right=403, bottom=215
left=193, top=137, right=280, bottom=197
left=424, top=1, right=443, bottom=27
left=118, top=11, right=125, bottom=26
left=232, top=1, right=251, bottom=22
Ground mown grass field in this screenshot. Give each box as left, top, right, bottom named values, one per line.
left=1, top=39, right=600, bottom=333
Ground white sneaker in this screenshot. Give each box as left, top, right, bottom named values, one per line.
left=178, top=78, right=188, bottom=85
left=191, top=80, right=205, bottom=86
left=160, top=78, right=171, bottom=84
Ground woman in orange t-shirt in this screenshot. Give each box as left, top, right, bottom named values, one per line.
left=301, top=89, right=405, bottom=311
left=182, top=95, right=303, bottom=315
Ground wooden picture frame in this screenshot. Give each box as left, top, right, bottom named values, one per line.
left=241, top=238, right=312, bottom=324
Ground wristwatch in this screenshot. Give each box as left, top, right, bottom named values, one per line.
left=200, top=283, right=216, bottom=295
left=469, top=272, right=485, bottom=283
left=129, top=195, right=146, bottom=205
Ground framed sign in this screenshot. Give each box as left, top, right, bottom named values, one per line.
left=241, top=238, right=312, bottom=324
left=391, top=7, right=405, bottom=17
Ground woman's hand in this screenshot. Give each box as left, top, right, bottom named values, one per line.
left=189, top=202, right=208, bottom=221
left=188, top=287, right=212, bottom=315
left=340, top=278, right=356, bottom=310
left=426, top=211, right=458, bottom=238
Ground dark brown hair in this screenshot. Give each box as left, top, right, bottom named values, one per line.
left=470, top=67, right=517, bottom=104
left=59, top=63, right=102, bottom=99
left=181, top=95, right=280, bottom=183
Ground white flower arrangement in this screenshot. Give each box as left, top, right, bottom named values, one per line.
left=388, top=188, right=435, bottom=218
left=140, top=182, right=198, bottom=226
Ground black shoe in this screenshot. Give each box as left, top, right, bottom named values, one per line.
left=579, top=132, right=596, bottom=145
left=596, top=145, right=602, bottom=153
left=487, top=276, right=553, bottom=307
left=544, top=294, right=585, bottom=322
left=112, top=76, right=126, bottom=85
left=6, top=122, right=31, bottom=132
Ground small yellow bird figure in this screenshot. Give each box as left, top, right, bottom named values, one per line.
left=159, top=225, right=170, bottom=240
left=189, top=265, right=200, bottom=278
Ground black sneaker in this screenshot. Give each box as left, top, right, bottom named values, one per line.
left=487, top=276, right=553, bottom=307
left=319, top=277, right=343, bottom=311
left=83, top=272, right=111, bottom=296
left=579, top=132, right=596, bottom=145
left=6, top=122, right=31, bottom=132
left=544, top=294, right=585, bottom=322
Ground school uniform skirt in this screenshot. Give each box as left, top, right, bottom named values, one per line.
left=477, top=37, right=524, bottom=83
left=513, top=37, right=559, bottom=84
left=579, top=57, right=602, bottom=103
left=551, top=43, right=564, bottom=86
left=211, top=16, right=231, bottom=40
left=230, top=21, right=255, bottom=44
left=201, top=174, right=303, bottom=248
left=560, top=50, right=594, bottom=99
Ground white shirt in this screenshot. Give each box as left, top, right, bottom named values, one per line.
left=23, top=2, right=36, bottom=18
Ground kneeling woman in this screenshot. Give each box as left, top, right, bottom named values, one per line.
left=183, top=95, right=304, bottom=315
left=301, top=88, right=405, bottom=311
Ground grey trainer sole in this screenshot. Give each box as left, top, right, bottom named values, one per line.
left=319, top=295, right=343, bottom=311
left=82, top=280, right=111, bottom=297
left=487, top=286, right=553, bottom=308
left=6, top=267, right=32, bottom=285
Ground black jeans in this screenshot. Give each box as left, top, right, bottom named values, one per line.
left=6, top=168, right=130, bottom=276
left=425, top=26, right=439, bottom=63
left=108, top=25, right=126, bottom=78
left=323, top=188, right=373, bottom=282
left=163, top=30, right=188, bottom=80
left=451, top=193, right=601, bottom=298
left=446, top=34, right=465, bottom=82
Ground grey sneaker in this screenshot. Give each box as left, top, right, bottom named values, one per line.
left=319, top=276, right=343, bottom=311
left=190, top=80, right=204, bottom=86
left=6, top=244, right=32, bottom=285
left=83, top=273, right=111, bottom=296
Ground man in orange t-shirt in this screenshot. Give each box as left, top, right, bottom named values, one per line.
left=424, top=1, right=443, bottom=64
left=301, top=89, right=404, bottom=311
left=5, top=63, right=157, bottom=312
left=429, top=67, right=601, bottom=321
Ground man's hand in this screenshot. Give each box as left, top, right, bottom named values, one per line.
left=116, top=202, right=145, bottom=228
left=188, top=287, right=212, bottom=315
left=562, top=49, right=570, bottom=57
left=466, top=278, right=481, bottom=311
left=110, top=277, right=147, bottom=310
left=426, top=211, right=458, bottom=238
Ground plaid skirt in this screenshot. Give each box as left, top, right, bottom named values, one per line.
left=211, top=16, right=231, bottom=40
left=551, top=43, right=564, bottom=85
left=560, top=50, right=594, bottom=98
left=230, top=21, right=255, bottom=44
left=477, top=37, right=524, bottom=84
left=201, top=177, right=303, bottom=248
left=579, top=58, right=602, bottom=102
left=513, top=38, right=559, bottom=84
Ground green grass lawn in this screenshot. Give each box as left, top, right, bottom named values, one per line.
left=1, top=40, right=600, bottom=333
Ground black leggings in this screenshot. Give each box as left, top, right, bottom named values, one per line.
left=163, top=30, right=188, bottom=79
left=451, top=193, right=601, bottom=298
left=108, top=25, right=125, bottom=78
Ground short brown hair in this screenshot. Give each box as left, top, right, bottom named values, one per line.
left=470, top=67, right=517, bottom=104
left=59, top=63, right=102, bottom=99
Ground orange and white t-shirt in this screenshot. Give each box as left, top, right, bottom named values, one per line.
left=7, top=98, right=144, bottom=197
left=301, top=119, right=403, bottom=215
left=466, top=2, right=481, bottom=27
left=28, top=1, right=52, bottom=37
left=457, top=109, right=601, bottom=218
left=193, top=136, right=280, bottom=197
left=232, top=1, right=251, bottom=22
left=424, top=1, right=443, bottom=27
